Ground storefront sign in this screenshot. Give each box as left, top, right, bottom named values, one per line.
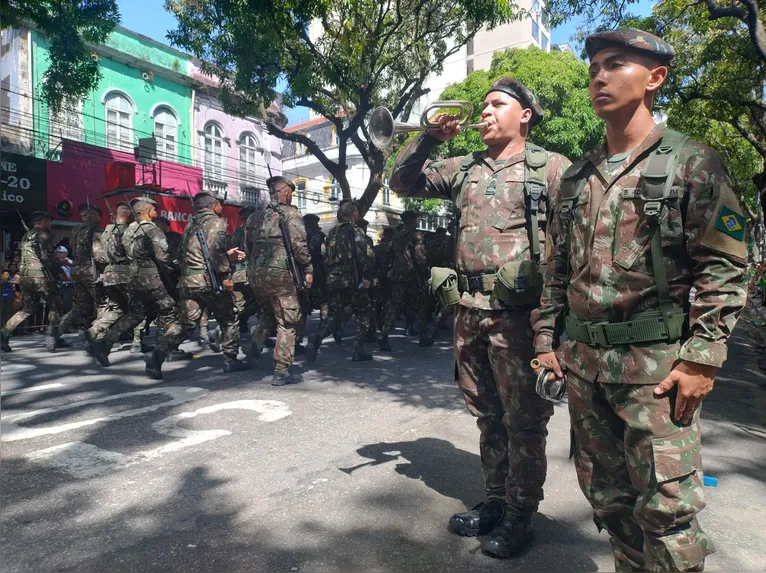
left=1, top=153, right=47, bottom=212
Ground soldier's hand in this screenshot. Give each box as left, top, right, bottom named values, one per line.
left=305, top=273, right=313, bottom=288
left=227, top=248, right=246, bottom=261
left=426, top=113, right=462, bottom=142
left=363, top=279, right=371, bottom=289
left=654, top=361, right=716, bottom=425
left=223, top=278, right=234, bottom=291
left=533, top=352, right=564, bottom=381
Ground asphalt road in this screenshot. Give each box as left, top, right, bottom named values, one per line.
left=1, top=319, right=765, bottom=572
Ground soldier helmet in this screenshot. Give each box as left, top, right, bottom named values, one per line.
left=193, top=191, right=219, bottom=210
left=485, top=77, right=544, bottom=127
left=31, top=211, right=53, bottom=223
left=266, top=176, right=296, bottom=193
left=130, top=197, right=158, bottom=214
left=585, top=28, right=675, bottom=63
left=400, top=210, right=418, bottom=223
left=78, top=202, right=102, bottom=216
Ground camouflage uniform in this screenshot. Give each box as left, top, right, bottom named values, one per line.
left=59, top=218, right=107, bottom=332
left=306, top=224, right=328, bottom=321
left=179, top=205, right=242, bottom=362
left=390, top=127, right=570, bottom=513
left=380, top=226, right=430, bottom=339
left=246, top=200, right=313, bottom=374
left=1, top=214, right=66, bottom=351
left=530, top=30, right=748, bottom=572
left=312, top=220, right=376, bottom=351
left=230, top=216, right=259, bottom=328
left=374, top=234, right=394, bottom=325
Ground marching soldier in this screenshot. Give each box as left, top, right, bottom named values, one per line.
left=179, top=192, right=249, bottom=373
left=304, top=213, right=328, bottom=325
left=155, top=216, right=183, bottom=266
left=230, top=206, right=259, bottom=332
left=306, top=200, right=376, bottom=363
left=531, top=29, right=748, bottom=571
left=390, top=76, right=570, bottom=557
left=246, top=176, right=313, bottom=386
left=0, top=211, right=67, bottom=352
left=59, top=203, right=107, bottom=334
left=379, top=210, right=432, bottom=350
left=355, top=217, right=378, bottom=342
left=84, top=201, right=134, bottom=354
left=374, top=227, right=395, bottom=327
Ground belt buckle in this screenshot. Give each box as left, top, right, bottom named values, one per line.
left=467, top=275, right=482, bottom=293
left=586, top=322, right=608, bottom=347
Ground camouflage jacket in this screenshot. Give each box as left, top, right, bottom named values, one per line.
left=123, top=220, right=176, bottom=292
left=70, top=221, right=105, bottom=272
left=530, top=125, right=748, bottom=384
left=245, top=202, right=313, bottom=290
left=100, top=222, right=131, bottom=286
left=426, top=234, right=456, bottom=269
left=230, top=224, right=248, bottom=283
left=307, top=227, right=327, bottom=282
left=324, top=221, right=375, bottom=290
left=374, top=239, right=393, bottom=282
left=19, top=228, right=62, bottom=280
left=165, top=230, right=183, bottom=268
left=389, top=228, right=428, bottom=286
left=180, top=210, right=231, bottom=290
left=390, top=133, right=570, bottom=309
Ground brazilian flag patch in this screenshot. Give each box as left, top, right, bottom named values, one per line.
left=714, top=205, right=746, bottom=241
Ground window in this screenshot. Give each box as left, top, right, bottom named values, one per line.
left=239, top=132, right=258, bottom=188
left=532, top=0, right=541, bottom=14
left=466, top=60, right=474, bottom=75
left=153, top=107, right=177, bottom=160
left=541, top=34, right=549, bottom=51
left=50, top=99, right=83, bottom=142
left=296, top=142, right=308, bottom=156
left=105, top=92, right=133, bottom=151
left=296, top=180, right=307, bottom=211
left=204, top=122, right=224, bottom=181
left=383, top=177, right=391, bottom=206
left=329, top=176, right=339, bottom=202
left=532, top=20, right=540, bottom=44
left=541, top=9, right=549, bottom=30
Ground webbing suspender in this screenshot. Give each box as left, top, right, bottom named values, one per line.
left=524, top=144, right=548, bottom=264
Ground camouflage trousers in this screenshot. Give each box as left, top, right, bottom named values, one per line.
left=382, top=282, right=428, bottom=336
left=88, top=283, right=129, bottom=340
left=567, top=371, right=713, bottom=572
left=233, top=282, right=259, bottom=328
left=317, top=287, right=372, bottom=348
left=60, top=265, right=107, bottom=333
left=252, top=290, right=303, bottom=373
left=102, top=286, right=184, bottom=354
left=180, top=287, right=240, bottom=359
left=3, top=277, right=65, bottom=334
left=454, top=305, right=553, bottom=511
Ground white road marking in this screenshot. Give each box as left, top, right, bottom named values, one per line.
left=23, top=399, right=292, bottom=478
left=1, top=386, right=208, bottom=442
left=1, top=382, right=64, bottom=397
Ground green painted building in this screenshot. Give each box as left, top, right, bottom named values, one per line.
left=30, top=26, right=195, bottom=165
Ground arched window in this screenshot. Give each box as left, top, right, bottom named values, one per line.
left=104, top=92, right=133, bottom=151
left=153, top=107, right=178, bottom=160
left=238, top=132, right=259, bottom=188
left=204, top=122, right=224, bottom=181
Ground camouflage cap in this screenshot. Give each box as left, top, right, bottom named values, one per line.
left=130, top=197, right=158, bottom=214
left=585, top=28, right=675, bottom=63
left=31, top=211, right=53, bottom=223
left=193, top=191, right=219, bottom=210
left=266, top=176, right=296, bottom=193
left=486, top=77, right=544, bottom=127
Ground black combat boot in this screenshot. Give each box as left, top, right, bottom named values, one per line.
left=250, top=329, right=263, bottom=365
left=166, top=349, right=194, bottom=362
left=448, top=499, right=504, bottom=537
left=418, top=336, right=435, bottom=348
left=131, top=341, right=155, bottom=354
left=306, top=333, right=322, bottom=364
left=294, top=343, right=306, bottom=355
left=271, top=370, right=304, bottom=386
left=406, top=325, right=418, bottom=337
left=44, top=325, right=58, bottom=352
left=0, top=328, right=12, bottom=352
left=223, top=358, right=251, bottom=373
left=352, top=347, right=373, bottom=362
left=144, top=348, right=167, bottom=380
left=480, top=505, right=535, bottom=558
left=81, top=331, right=94, bottom=355
left=207, top=327, right=222, bottom=353
left=378, top=334, right=392, bottom=352
left=91, top=338, right=111, bottom=367
left=56, top=337, right=72, bottom=349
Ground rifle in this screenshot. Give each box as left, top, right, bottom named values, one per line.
left=16, top=210, right=60, bottom=286
left=265, top=165, right=308, bottom=292
left=348, top=224, right=363, bottom=289
left=185, top=184, right=223, bottom=293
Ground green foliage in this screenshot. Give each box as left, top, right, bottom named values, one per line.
left=2, top=0, right=120, bottom=113
left=439, top=47, right=604, bottom=160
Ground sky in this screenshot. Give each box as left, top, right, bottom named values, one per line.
left=116, top=0, right=655, bottom=126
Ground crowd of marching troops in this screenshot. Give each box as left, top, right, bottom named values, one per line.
left=0, top=179, right=455, bottom=385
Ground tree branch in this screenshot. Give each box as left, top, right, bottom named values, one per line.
left=265, top=121, right=340, bottom=180
left=704, top=0, right=766, bottom=63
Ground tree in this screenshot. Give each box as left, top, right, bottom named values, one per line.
left=1, top=0, right=120, bottom=113
left=402, top=47, right=604, bottom=217
left=165, top=0, right=514, bottom=213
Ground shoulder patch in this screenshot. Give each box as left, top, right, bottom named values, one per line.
left=713, top=205, right=746, bottom=241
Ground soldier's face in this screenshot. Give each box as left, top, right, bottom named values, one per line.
left=480, top=92, right=532, bottom=145
left=588, top=48, right=668, bottom=119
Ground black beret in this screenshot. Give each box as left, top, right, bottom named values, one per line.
left=400, top=210, right=418, bottom=223
left=155, top=216, right=171, bottom=225
left=31, top=211, right=53, bottom=223
left=303, top=213, right=320, bottom=223
left=193, top=191, right=218, bottom=210
left=486, top=77, right=544, bottom=128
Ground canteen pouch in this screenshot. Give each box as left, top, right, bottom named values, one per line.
left=430, top=267, right=460, bottom=307
left=493, top=260, right=544, bottom=306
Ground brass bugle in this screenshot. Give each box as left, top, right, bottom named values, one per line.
left=369, top=101, right=488, bottom=149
